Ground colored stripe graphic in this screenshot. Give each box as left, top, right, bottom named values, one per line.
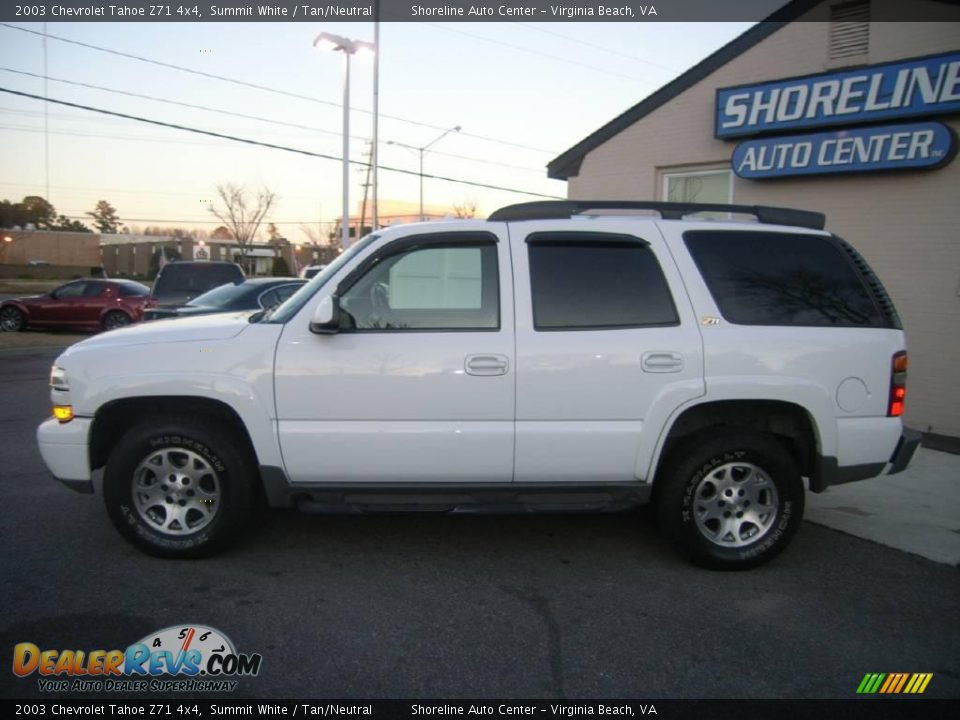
left=858, top=673, right=933, bottom=694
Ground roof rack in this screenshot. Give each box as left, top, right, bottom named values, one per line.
left=487, top=201, right=826, bottom=230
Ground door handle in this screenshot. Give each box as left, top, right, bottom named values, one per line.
left=465, top=354, right=509, bottom=376
left=641, top=351, right=684, bottom=373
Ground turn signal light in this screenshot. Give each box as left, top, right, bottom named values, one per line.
left=53, top=405, right=74, bottom=423
left=888, top=351, right=907, bottom=417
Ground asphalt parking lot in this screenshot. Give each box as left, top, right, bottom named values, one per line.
left=1, top=346, right=958, bottom=700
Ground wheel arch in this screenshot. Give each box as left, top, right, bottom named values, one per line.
left=89, top=396, right=260, bottom=475
left=649, top=399, right=823, bottom=492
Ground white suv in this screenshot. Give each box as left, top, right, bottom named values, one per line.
left=36, top=201, right=920, bottom=569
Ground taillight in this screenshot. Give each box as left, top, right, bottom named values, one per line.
left=888, top=351, right=908, bottom=417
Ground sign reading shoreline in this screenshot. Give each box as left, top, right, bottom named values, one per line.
left=731, top=121, right=956, bottom=179
left=716, top=52, right=960, bottom=139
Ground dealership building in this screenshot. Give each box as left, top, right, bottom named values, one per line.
left=549, top=0, right=960, bottom=438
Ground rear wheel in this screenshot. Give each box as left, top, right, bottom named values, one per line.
left=0, top=306, right=26, bottom=332
left=656, top=432, right=804, bottom=570
left=103, top=415, right=258, bottom=558
left=102, top=310, right=131, bottom=331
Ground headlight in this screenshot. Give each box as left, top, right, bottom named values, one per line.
left=50, top=365, right=69, bottom=391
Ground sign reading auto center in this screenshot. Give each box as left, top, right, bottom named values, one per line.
left=717, top=51, right=960, bottom=178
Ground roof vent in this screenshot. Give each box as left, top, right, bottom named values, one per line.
left=830, top=1, right=870, bottom=60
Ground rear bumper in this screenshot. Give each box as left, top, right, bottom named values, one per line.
left=888, top=426, right=922, bottom=475
left=36, top=417, right=94, bottom=493
left=811, top=425, right=922, bottom=492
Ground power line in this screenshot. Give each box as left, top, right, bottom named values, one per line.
left=0, top=87, right=565, bottom=200
left=0, top=68, right=546, bottom=173
left=425, top=23, right=662, bottom=84
left=520, top=24, right=683, bottom=74
left=0, top=22, right=559, bottom=155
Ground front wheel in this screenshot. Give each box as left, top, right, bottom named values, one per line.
left=103, top=416, right=258, bottom=558
left=656, top=433, right=804, bottom=570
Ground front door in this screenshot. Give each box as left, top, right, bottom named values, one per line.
left=274, top=228, right=515, bottom=484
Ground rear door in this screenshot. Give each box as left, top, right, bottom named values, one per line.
left=508, top=219, right=704, bottom=483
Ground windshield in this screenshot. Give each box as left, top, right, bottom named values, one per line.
left=267, top=234, right=380, bottom=323
left=186, top=281, right=247, bottom=308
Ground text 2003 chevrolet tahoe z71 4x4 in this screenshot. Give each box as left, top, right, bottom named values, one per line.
left=37, top=201, right=920, bottom=569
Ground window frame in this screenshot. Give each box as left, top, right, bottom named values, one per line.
left=526, top=231, right=681, bottom=332
left=335, top=231, right=501, bottom=334
left=661, top=168, right=734, bottom=205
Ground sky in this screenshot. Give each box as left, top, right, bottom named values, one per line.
left=0, top=20, right=754, bottom=244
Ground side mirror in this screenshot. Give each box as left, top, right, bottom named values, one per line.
left=310, top=295, right=340, bottom=334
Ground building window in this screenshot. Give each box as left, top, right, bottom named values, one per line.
left=830, top=1, right=870, bottom=60
left=663, top=169, right=732, bottom=205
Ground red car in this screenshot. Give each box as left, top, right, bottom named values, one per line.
left=0, top=279, right=150, bottom=333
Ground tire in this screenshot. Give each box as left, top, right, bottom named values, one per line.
left=103, top=415, right=258, bottom=558
left=656, top=432, right=804, bottom=570
left=0, top=306, right=26, bottom=332
left=102, top=310, right=132, bottom=331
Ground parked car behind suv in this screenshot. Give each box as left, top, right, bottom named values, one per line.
left=35, top=201, right=920, bottom=568
left=143, top=278, right=306, bottom=321
left=0, top=279, right=149, bottom=332
left=147, top=261, right=244, bottom=310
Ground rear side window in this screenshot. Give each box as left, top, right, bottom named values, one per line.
left=153, top=264, right=243, bottom=299
left=528, top=234, right=679, bottom=330
left=684, top=230, right=885, bottom=327
left=118, top=283, right=149, bottom=297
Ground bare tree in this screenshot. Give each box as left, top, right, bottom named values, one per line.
left=208, top=184, right=277, bottom=260
left=453, top=198, right=478, bottom=219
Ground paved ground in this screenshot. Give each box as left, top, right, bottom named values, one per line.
left=1, top=347, right=958, bottom=700
left=808, top=447, right=960, bottom=566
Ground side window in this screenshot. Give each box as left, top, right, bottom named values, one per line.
left=54, top=282, right=87, bottom=299
left=275, top=284, right=301, bottom=303
left=259, top=289, right=279, bottom=309
left=82, top=282, right=105, bottom=297
left=683, top=230, right=883, bottom=327
left=528, top=234, right=679, bottom=330
left=339, top=238, right=499, bottom=331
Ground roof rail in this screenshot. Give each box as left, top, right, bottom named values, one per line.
left=488, top=201, right=826, bottom=230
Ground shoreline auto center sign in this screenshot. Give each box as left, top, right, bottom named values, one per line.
left=716, top=51, right=960, bottom=178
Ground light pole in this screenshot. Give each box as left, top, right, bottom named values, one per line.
left=314, top=32, right=374, bottom=250
left=388, top=125, right=461, bottom=221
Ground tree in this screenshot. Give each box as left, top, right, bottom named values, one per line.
left=22, top=196, right=58, bottom=228
left=51, top=215, right=92, bottom=232
left=271, top=256, right=291, bottom=277
left=86, top=200, right=122, bottom=233
left=453, top=199, right=478, bottom=219
left=211, top=226, right=234, bottom=240
left=208, top=184, right=277, bottom=260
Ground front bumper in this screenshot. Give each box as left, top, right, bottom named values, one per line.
left=888, top=426, right=922, bottom=475
left=36, top=416, right=94, bottom=493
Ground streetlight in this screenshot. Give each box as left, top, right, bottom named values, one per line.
left=314, top=32, right=375, bottom=250
left=388, top=125, right=461, bottom=221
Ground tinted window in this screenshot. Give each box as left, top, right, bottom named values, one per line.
left=54, top=282, right=88, bottom=299
left=187, top=282, right=246, bottom=308
left=82, top=282, right=105, bottom=297
left=528, top=235, right=679, bottom=330
left=153, top=263, right=244, bottom=301
left=118, top=282, right=149, bottom=297
left=684, top=231, right=883, bottom=327
left=340, top=238, right=499, bottom=331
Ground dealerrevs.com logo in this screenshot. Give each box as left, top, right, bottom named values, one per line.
left=12, top=624, right=262, bottom=693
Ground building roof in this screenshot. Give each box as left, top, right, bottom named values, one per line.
left=546, top=0, right=956, bottom=180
